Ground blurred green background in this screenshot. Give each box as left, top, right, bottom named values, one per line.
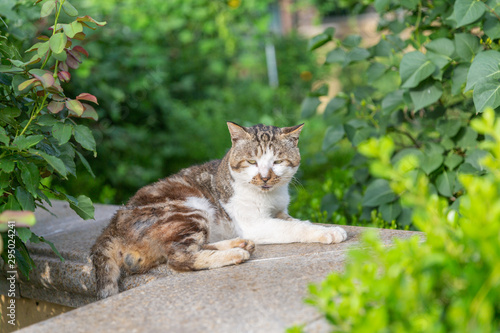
left=2, top=0, right=344, bottom=211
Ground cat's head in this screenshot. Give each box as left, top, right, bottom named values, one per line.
left=226, top=122, right=303, bottom=192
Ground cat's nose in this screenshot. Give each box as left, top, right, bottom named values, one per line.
left=261, top=175, right=270, bottom=182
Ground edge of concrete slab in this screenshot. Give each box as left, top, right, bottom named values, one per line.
left=0, top=201, right=424, bottom=332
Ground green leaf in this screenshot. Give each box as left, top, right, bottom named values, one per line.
left=31, top=150, right=68, bottom=177
left=465, top=50, right=500, bottom=92
left=29, top=69, right=55, bottom=88
left=12, top=135, right=44, bottom=150
left=421, top=152, right=444, bottom=175
left=308, top=27, right=334, bottom=51
left=344, top=47, right=370, bottom=67
left=18, top=78, right=37, bottom=91
left=17, top=228, right=33, bottom=243
left=444, top=153, right=464, bottom=170
left=400, top=51, right=436, bottom=88
left=76, top=15, right=107, bottom=26
left=65, top=99, right=84, bottom=116
left=21, top=162, right=40, bottom=196
left=410, top=81, right=443, bottom=110
left=76, top=151, right=95, bottom=178
left=62, top=21, right=83, bottom=38
left=325, top=48, right=346, bottom=64
left=69, top=195, right=94, bottom=220
left=0, top=127, right=9, bottom=145
left=381, top=90, right=405, bottom=114
left=49, top=33, right=67, bottom=55
left=436, top=171, right=456, bottom=197
left=322, top=125, right=345, bottom=150
left=455, top=127, right=479, bottom=148
left=59, top=144, right=76, bottom=176
left=62, top=1, right=78, bottom=16
left=342, top=35, right=362, bottom=48
left=454, top=0, right=486, bottom=27
left=0, top=107, right=20, bottom=127
left=301, top=97, right=320, bottom=118
left=73, top=125, right=96, bottom=152
left=374, top=0, right=391, bottom=12
left=436, top=119, right=462, bottom=137
left=47, top=101, right=65, bottom=114
left=362, top=179, right=397, bottom=207
left=472, top=74, right=500, bottom=113
left=426, top=38, right=455, bottom=57
left=15, top=186, right=35, bottom=211
left=15, top=243, right=34, bottom=278
left=52, top=122, right=73, bottom=145
left=451, top=64, right=469, bottom=96
left=37, top=114, right=58, bottom=126
left=379, top=201, right=402, bottom=222
left=36, top=42, right=50, bottom=57
left=4, top=195, right=21, bottom=211
left=454, top=33, right=480, bottom=62
left=366, top=62, right=388, bottom=84
left=0, top=157, right=15, bottom=173
left=41, top=0, right=56, bottom=17
left=52, top=50, right=67, bottom=61
left=464, top=148, right=488, bottom=171
left=484, top=14, right=500, bottom=40
left=80, top=104, right=99, bottom=121
left=39, top=236, right=64, bottom=261
left=324, top=97, right=347, bottom=117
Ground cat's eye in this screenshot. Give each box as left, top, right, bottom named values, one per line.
left=274, top=160, right=283, bottom=164
left=247, top=160, right=257, bottom=165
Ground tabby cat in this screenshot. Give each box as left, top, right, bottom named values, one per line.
left=91, top=122, right=347, bottom=298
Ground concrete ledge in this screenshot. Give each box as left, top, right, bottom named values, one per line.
left=0, top=201, right=424, bottom=332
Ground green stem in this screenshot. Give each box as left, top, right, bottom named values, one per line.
left=41, top=0, right=65, bottom=70
left=22, top=0, right=67, bottom=136
left=483, top=1, right=500, bottom=21
left=40, top=50, right=52, bottom=70
left=19, top=93, right=48, bottom=137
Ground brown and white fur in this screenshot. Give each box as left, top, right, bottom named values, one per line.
left=91, top=122, right=347, bottom=298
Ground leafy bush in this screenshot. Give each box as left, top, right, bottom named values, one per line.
left=0, top=0, right=104, bottom=277
left=303, top=0, right=500, bottom=228
left=295, top=108, right=500, bottom=332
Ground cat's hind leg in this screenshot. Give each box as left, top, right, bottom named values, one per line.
left=204, top=238, right=255, bottom=253
left=167, top=241, right=251, bottom=272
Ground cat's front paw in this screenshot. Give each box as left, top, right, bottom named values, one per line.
left=229, top=248, right=251, bottom=264
left=318, top=226, right=347, bottom=244
left=232, top=238, right=256, bottom=254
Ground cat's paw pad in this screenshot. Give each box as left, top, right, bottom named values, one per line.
left=229, top=248, right=251, bottom=265
left=231, top=238, right=256, bottom=254
left=318, top=227, right=348, bottom=244
left=123, top=251, right=143, bottom=273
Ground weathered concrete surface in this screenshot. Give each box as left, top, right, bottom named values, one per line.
left=0, top=201, right=424, bottom=332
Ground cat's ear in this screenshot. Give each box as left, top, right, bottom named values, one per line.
left=227, top=121, right=250, bottom=144
left=281, top=123, right=304, bottom=146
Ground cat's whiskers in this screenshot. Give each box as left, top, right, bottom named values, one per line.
left=290, top=176, right=304, bottom=190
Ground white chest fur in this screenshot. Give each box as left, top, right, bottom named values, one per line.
left=222, top=181, right=290, bottom=236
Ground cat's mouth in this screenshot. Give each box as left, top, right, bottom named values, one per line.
left=261, top=185, right=272, bottom=191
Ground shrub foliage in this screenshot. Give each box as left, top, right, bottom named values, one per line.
left=300, top=108, right=500, bottom=332
left=0, top=0, right=104, bottom=277
left=304, top=0, right=500, bottom=228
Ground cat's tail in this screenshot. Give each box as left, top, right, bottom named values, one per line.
left=91, top=228, right=122, bottom=299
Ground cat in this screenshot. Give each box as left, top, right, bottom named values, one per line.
left=91, top=122, right=347, bottom=299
